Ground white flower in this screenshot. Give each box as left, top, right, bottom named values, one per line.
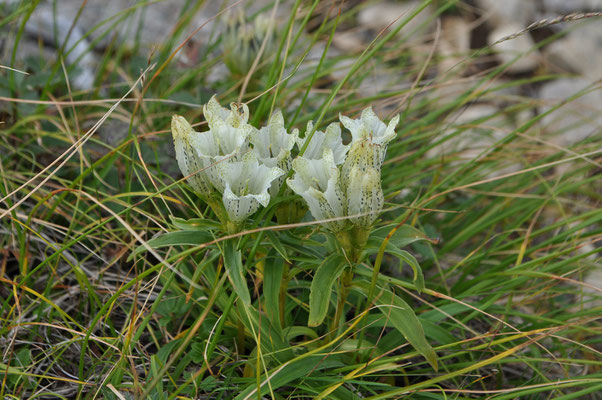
left=222, top=152, right=284, bottom=224
left=171, top=115, right=213, bottom=195
left=250, top=110, right=298, bottom=194
left=183, top=97, right=254, bottom=191
left=297, top=121, right=349, bottom=165
left=287, top=149, right=346, bottom=232
left=341, top=139, right=385, bottom=192
left=252, top=110, right=298, bottom=164
left=222, top=12, right=274, bottom=77
left=339, top=107, right=399, bottom=148
left=339, top=107, right=399, bottom=193
left=203, top=95, right=250, bottom=129
left=346, top=166, right=383, bottom=228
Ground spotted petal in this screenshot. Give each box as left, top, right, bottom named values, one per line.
left=297, top=121, right=349, bottom=165
left=287, top=149, right=346, bottom=232
left=221, top=152, right=284, bottom=224
left=346, top=166, right=383, bottom=228
left=340, top=107, right=399, bottom=147
left=203, top=95, right=250, bottom=128
left=171, top=115, right=212, bottom=195
left=251, top=110, right=298, bottom=194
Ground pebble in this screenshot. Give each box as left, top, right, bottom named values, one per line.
left=437, top=16, right=471, bottom=75
left=474, top=0, right=536, bottom=28
left=539, top=78, right=602, bottom=146
left=488, top=24, right=540, bottom=73
left=542, top=0, right=602, bottom=12
left=544, top=21, right=602, bottom=80
left=357, top=1, right=434, bottom=39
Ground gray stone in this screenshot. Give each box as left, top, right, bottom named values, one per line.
left=488, top=24, right=540, bottom=73
left=333, top=31, right=367, bottom=53
left=539, top=78, right=602, bottom=146
left=26, top=10, right=97, bottom=89
left=427, top=104, right=508, bottom=161
left=437, top=16, right=471, bottom=75
left=474, top=0, right=536, bottom=28
left=357, top=1, right=435, bottom=39
left=544, top=21, right=602, bottom=80
left=542, top=0, right=602, bottom=12
left=427, top=103, right=522, bottom=178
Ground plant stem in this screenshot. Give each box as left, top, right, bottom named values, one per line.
left=330, top=266, right=354, bottom=341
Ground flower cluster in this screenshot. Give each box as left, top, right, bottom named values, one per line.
left=172, top=96, right=297, bottom=229
left=222, top=12, right=275, bottom=79
left=171, top=97, right=399, bottom=236
left=288, top=108, right=399, bottom=234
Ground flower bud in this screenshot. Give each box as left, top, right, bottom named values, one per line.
left=171, top=115, right=212, bottom=196
left=346, top=166, right=383, bottom=229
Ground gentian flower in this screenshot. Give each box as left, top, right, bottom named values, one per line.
left=171, top=115, right=213, bottom=195
left=250, top=110, right=298, bottom=195
left=297, top=121, right=349, bottom=165
left=221, top=151, right=284, bottom=225
left=287, top=148, right=346, bottom=232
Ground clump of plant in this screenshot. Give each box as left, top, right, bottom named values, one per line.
left=168, top=95, right=437, bottom=370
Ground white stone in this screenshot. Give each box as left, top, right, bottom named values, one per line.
left=358, top=1, right=434, bottom=39
left=488, top=24, right=540, bottom=73
left=542, top=0, right=602, bottom=12
left=544, top=21, right=602, bottom=80
left=333, top=31, right=367, bottom=53
left=437, top=16, right=471, bottom=75
left=539, top=78, right=602, bottom=146
left=474, top=0, right=536, bottom=28
left=26, top=9, right=97, bottom=89
left=427, top=104, right=508, bottom=161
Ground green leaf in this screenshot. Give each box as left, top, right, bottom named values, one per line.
left=384, top=244, right=425, bottom=292
left=265, top=230, right=289, bottom=262
left=284, top=326, right=319, bottom=342
left=368, top=224, right=431, bottom=249
left=308, top=254, right=347, bottom=327
left=353, top=281, right=438, bottom=371
left=170, top=215, right=222, bottom=231
left=128, top=230, right=214, bottom=261
left=236, top=302, right=292, bottom=364
left=263, top=255, right=285, bottom=329
left=223, top=239, right=251, bottom=305
left=234, top=355, right=343, bottom=400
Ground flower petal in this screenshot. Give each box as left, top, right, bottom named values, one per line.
left=171, top=115, right=212, bottom=195
left=298, top=121, right=349, bottom=165
left=221, top=152, right=284, bottom=224
left=287, top=149, right=346, bottom=231
left=346, top=166, right=383, bottom=228
left=203, top=95, right=250, bottom=128
left=340, top=107, right=399, bottom=147
left=341, top=139, right=383, bottom=191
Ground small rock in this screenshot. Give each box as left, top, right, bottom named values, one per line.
left=358, top=1, right=434, bottom=39
left=474, top=0, right=536, bottom=28
left=427, top=104, right=509, bottom=162
left=544, top=21, right=602, bottom=80
left=488, top=24, right=540, bottom=73
left=542, top=0, right=602, bottom=12
left=328, top=58, right=356, bottom=82
left=27, top=10, right=97, bottom=90
left=437, top=16, right=471, bottom=75
left=539, top=78, right=602, bottom=146
left=333, top=30, right=367, bottom=53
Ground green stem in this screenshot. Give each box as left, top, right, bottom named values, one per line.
left=279, top=262, right=290, bottom=327
left=330, top=267, right=354, bottom=341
